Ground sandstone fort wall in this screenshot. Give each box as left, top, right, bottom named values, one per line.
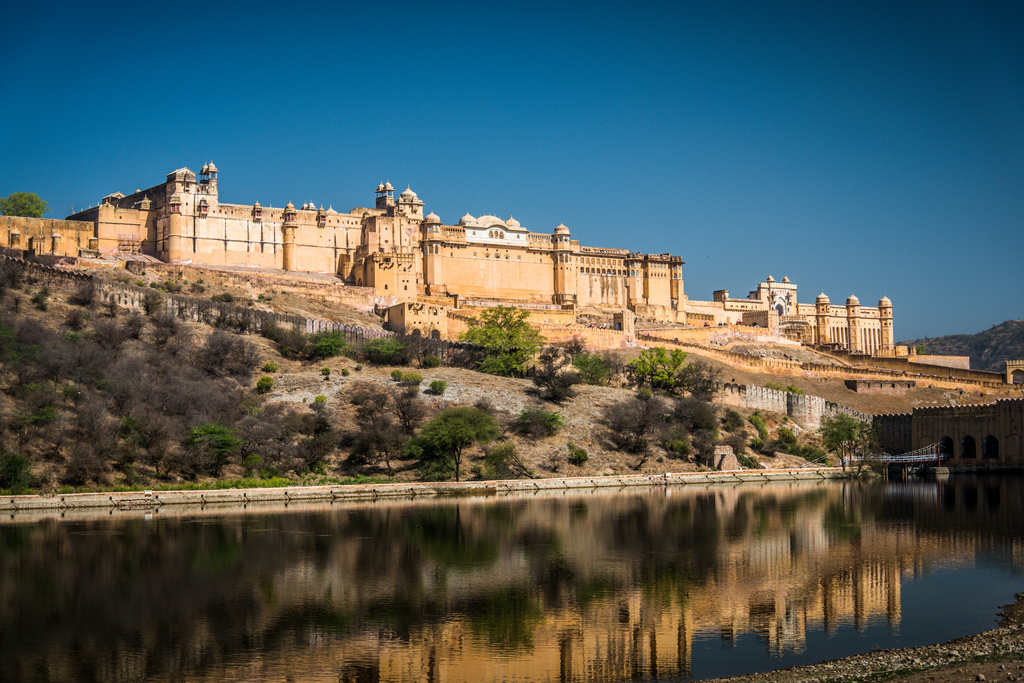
left=718, top=383, right=872, bottom=430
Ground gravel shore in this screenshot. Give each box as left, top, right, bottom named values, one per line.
left=707, top=596, right=1024, bottom=683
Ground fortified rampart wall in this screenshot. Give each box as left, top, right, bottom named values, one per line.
left=642, top=336, right=1011, bottom=390
left=718, top=383, right=872, bottom=430
left=145, top=264, right=376, bottom=312
left=828, top=349, right=998, bottom=383
left=873, top=413, right=914, bottom=454
left=0, top=254, right=391, bottom=346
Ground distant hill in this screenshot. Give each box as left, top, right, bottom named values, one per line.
left=900, top=320, right=1024, bottom=373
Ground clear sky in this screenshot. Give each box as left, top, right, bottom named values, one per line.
left=1, top=0, right=1021, bottom=341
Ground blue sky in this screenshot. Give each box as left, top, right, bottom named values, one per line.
left=1, top=0, right=1021, bottom=341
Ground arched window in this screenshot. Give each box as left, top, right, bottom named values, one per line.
left=939, top=436, right=954, bottom=457
left=961, top=435, right=977, bottom=459
left=983, top=436, right=999, bottom=459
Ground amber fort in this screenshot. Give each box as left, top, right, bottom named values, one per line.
left=0, top=161, right=902, bottom=354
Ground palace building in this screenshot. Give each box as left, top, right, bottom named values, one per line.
left=0, top=161, right=892, bottom=351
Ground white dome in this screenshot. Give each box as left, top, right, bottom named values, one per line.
left=207, top=161, right=217, bottom=173
left=376, top=183, right=385, bottom=192
left=506, top=216, right=521, bottom=229
left=383, top=181, right=394, bottom=192
left=400, top=186, right=417, bottom=200
left=879, top=295, right=892, bottom=307
left=554, top=223, right=570, bottom=234
left=816, top=291, right=830, bottom=304
left=459, top=213, right=475, bottom=226
left=424, top=212, right=440, bottom=223
left=846, top=294, right=860, bottom=306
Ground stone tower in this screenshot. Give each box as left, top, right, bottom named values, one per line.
left=422, top=211, right=444, bottom=295
left=552, top=223, right=575, bottom=305
left=846, top=294, right=861, bottom=352
left=878, top=295, right=894, bottom=350
left=375, top=182, right=394, bottom=210
left=282, top=202, right=298, bottom=271
left=815, top=292, right=830, bottom=345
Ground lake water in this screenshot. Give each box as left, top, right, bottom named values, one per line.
left=2, top=476, right=1023, bottom=682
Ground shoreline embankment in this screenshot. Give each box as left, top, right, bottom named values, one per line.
left=1, top=467, right=847, bottom=518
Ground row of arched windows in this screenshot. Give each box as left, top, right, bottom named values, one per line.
left=580, top=267, right=624, bottom=276
left=938, top=435, right=1000, bottom=459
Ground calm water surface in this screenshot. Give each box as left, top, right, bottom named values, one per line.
left=2, top=476, right=1023, bottom=682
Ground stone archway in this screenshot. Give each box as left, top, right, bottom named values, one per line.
left=961, top=435, right=977, bottom=459
left=939, top=436, right=954, bottom=457
left=983, top=435, right=999, bottom=459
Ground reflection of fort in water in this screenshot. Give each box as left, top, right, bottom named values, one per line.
left=3, top=479, right=1023, bottom=683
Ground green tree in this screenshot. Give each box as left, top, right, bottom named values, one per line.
left=627, top=347, right=688, bottom=391
left=406, top=407, right=499, bottom=481
left=0, top=192, right=49, bottom=218
left=362, top=337, right=406, bottom=365
left=307, top=330, right=352, bottom=359
left=629, top=348, right=721, bottom=397
left=459, top=306, right=543, bottom=377
left=819, top=414, right=873, bottom=471
left=185, top=422, right=243, bottom=476
left=571, top=351, right=611, bottom=385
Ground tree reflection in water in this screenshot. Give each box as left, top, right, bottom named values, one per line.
left=2, top=476, right=1023, bottom=682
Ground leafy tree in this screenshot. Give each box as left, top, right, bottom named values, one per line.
left=0, top=452, right=34, bottom=493
left=406, top=407, right=498, bottom=481
left=362, top=337, right=405, bottom=365
left=185, top=422, right=243, bottom=476
left=628, top=347, right=720, bottom=397
left=0, top=192, right=49, bottom=218
left=572, top=352, right=611, bottom=386
left=459, top=306, right=543, bottom=377
left=307, top=330, right=352, bottom=359
left=819, top=414, right=874, bottom=470
left=627, top=347, right=688, bottom=391
left=514, top=407, right=565, bottom=438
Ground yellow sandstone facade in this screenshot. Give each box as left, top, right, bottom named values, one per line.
left=0, top=161, right=892, bottom=351
left=60, top=164, right=685, bottom=319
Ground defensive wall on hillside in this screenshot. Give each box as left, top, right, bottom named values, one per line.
left=0, top=254, right=397, bottom=346
left=641, top=335, right=1012, bottom=391
left=828, top=348, right=992, bottom=380
left=142, top=264, right=377, bottom=312
left=718, top=383, right=873, bottom=430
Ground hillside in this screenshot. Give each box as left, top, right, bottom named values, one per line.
left=0, top=262, right=853, bottom=496
left=901, top=320, right=1024, bottom=373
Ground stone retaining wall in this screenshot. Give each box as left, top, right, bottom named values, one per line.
left=1, top=468, right=846, bottom=517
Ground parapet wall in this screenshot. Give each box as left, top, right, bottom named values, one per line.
left=0, top=254, right=393, bottom=347
left=718, top=383, right=872, bottom=430
left=829, top=348, right=1000, bottom=384
left=147, top=264, right=376, bottom=312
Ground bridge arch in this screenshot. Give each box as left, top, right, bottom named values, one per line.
left=983, top=435, right=999, bottom=459
left=961, top=435, right=977, bottom=459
